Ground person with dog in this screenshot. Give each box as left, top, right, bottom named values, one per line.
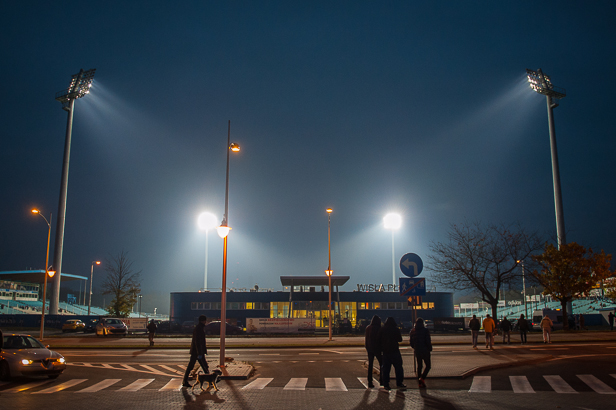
left=409, top=317, right=432, bottom=388
left=364, top=315, right=382, bottom=388
left=147, top=319, right=157, bottom=347
left=182, top=315, right=209, bottom=388
left=378, top=317, right=406, bottom=391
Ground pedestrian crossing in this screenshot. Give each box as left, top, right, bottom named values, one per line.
left=2, top=374, right=616, bottom=394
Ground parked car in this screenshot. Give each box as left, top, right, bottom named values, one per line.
left=203, top=321, right=243, bottom=335
left=0, top=334, right=67, bottom=380
left=181, top=321, right=195, bottom=333
left=96, top=318, right=128, bottom=336
left=62, top=319, right=85, bottom=333
left=83, top=318, right=100, bottom=333
left=157, top=320, right=182, bottom=334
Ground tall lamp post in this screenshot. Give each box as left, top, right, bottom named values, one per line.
left=526, top=68, right=567, bottom=249
left=50, top=68, right=96, bottom=315
left=31, top=209, right=52, bottom=340
left=138, top=295, right=143, bottom=317
left=87, top=261, right=101, bottom=315
left=325, top=208, right=333, bottom=341
left=383, top=213, right=402, bottom=288
left=517, top=260, right=527, bottom=318
left=216, top=120, right=241, bottom=367
left=198, top=212, right=219, bottom=291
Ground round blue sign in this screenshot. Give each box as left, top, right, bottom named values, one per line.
left=399, top=253, right=423, bottom=277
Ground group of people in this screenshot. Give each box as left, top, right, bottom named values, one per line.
left=469, top=313, right=558, bottom=347
left=365, top=315, right=432, bottom=391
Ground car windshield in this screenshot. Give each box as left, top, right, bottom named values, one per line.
left=106, top=319, right=123, bottom=325
left=2, top=336, right=46, bottom=349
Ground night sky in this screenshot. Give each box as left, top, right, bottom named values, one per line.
left=2, top=2, right=615, bottom=315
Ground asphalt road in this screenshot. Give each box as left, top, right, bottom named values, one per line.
left=1, top=342, right=616, bottom=409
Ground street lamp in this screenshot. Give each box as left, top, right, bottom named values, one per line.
left=50, top=68, right=96, bottom=315
left=517, top=260, right=527, bottom=318
left=526, top=68, right=567, bottom=249
left=216, top=120, right=241, bottom=367
left=383, top=213, right=402, bottom=287
left=31, top=209, right=52, bottom=340
left=326, top=208, right=333, bottom=341
left=138, top=294, right=143, bottom=317
left=87, top=261, right=101, bottom=315
left=198, top=212, right=219, bottom=291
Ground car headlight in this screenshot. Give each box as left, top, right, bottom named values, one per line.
left=21, top=359, right=33, bottom=365
left=58, top=358, right=66, bottom=363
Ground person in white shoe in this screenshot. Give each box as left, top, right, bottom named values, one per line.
left=540, top=315, right=553, bottom=343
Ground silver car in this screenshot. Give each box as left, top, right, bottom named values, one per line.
left=96, top=318, right=128, bottom=336
left=0, top=334, right=66, bottom=380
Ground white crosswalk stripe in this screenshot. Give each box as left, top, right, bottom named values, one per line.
left=578, top=375, right=616, bottom=394
left=1, top=380, right=51, bottom=393
left=76, top=379, right=121, bottom=393
left=118, top=378, right=155, bottom=391
left=284, top=378, right=308, bottom=390
left=325, top=378, right=347, bottom=391
left=544, top=375, right=577, bottom=394
left=159, top=378, right=183, bottom=391
left=509, top=376, right=535, bottom=393
left=469, top=376, right=491, bottom=393
left=31, top=379, right=88, bottom=394
left=242, top=378, right=273, bottom=390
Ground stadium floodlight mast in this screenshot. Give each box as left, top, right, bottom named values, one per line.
left=198, top=212, right=219, bottom=290
left=49, top=68, right=96, bottom=315
left=526, top=68, right=567, bottom=249
left=383, top=213, right=402, bottom=287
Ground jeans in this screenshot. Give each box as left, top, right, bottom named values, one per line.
left=366, top=351, right=382, bottom=384
left=485, top=332, right=494, bottom=348
left=381, top=351, right=404, bottom=387
left=471, top=330, right=479, bottom=347
left=502, top=330, right=510, bottom=344
left=416, top=353, right=431, bottom=380
left=182, top=353, right=209, bottom=383
left=520, top=331, right=527, bottom=343
left=542, top=327, right=551, bottom=343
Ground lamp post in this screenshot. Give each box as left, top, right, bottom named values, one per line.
left=526, top=68, right=567, bottom=249
left=87, top=261, right=101, bottom=315
left=138, top=295, right=143, bottom=317
left=50, top=68, right=96, bottom=315
left=198, top=212, right=219, bottom=291
left=517, top=260, right=527, bottom=318
left=383, top=213, right=402, bottom=287
left=326, top=208, right=333, bottom=341
left=31, top=209, right=52, bottom=340
left=216, top=120, right=240, bottom=367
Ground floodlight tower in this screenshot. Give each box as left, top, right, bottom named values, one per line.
left=49, top=69, right=96, bottom=314
left=526, top=68, right=567, bottom=249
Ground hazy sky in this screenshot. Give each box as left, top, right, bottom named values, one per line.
left=2, top=2, right=615, bottom=314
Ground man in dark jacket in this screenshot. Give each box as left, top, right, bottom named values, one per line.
left=500, top=317, right=511, bottom=344
left=378, top=317, right=405, bottom=390
left=518, top=314, right=529, bottom=344
left=468, top=314, right=480, bottom=349
left=146, top=320, right=157, bottom=347
left=364, top=315, right=382, bottom=388
left=182, top=315, right=209, bottom=387
left=410, top=317, right=432, bottom=388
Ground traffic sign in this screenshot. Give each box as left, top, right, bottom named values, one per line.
left=399, top=277, right=426, bottom=296
left=400, top=253, right=423, bottom=277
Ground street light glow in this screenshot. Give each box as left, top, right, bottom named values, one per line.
left=383, top=213, right=402, bottom=230
left=32, top=209, right=40, bottom=214
left=526, top=68, right=566, bottom=100
left=230, top=143, right=240, bottom=152
left=198, top=212, right=219, bottom=231
left=217, top=225, right=231, bottom=238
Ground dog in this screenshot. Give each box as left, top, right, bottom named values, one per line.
left=191, top=369, right=223, bottom=392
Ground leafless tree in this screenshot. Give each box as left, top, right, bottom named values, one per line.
left=102, top=250, right=141, bottom=318
left=427, top=221, right=544, bottom=319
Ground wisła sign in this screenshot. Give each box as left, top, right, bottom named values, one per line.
left=356, top=284, right=399, bottom=292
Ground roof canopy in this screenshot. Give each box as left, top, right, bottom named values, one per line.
left=280, top=275, right=350, bottom=287
left=0, top=270, right=87, bottom=284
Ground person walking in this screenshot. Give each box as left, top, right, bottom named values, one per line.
left=147, top=319, right=157, bottom=347
left=518, top=314, right=529, bottom=344
left=409, top=317, right=432, bottom=388
left=500, top=316, right=511, bottom=345
left=579, top=314, right=587, bottom=330
left=608, top=311, right=615, bottom=331
left=378, top=317, right=405, bottom=391
left=0, top=327, right=3, bottom=350
left=182, top=315, right=209, bottom=388
left=482, top=314, right=496, bottom=349
left=364, top=315, right=382, bottom=388
left=469, top=314, right=480, bottom=349
left=540, top=315, right=553, bottom=343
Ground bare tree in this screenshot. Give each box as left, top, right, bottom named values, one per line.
left=427, top=221, right=544, bottom=318
left=102, top=250, right=141, bottom=318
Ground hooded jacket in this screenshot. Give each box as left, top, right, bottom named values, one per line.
left=410, top=319, right=432, bottom=356
left=364, top=315, right=382, bottom=354
left=378, top=317, right=402, bottom=355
